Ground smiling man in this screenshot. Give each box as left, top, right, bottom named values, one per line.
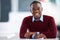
left=20, top=1, right=57, bottom=39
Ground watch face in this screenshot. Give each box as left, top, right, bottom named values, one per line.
left=37, top=32, right=40, bottom=35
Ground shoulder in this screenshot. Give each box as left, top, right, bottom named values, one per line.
left=43, top=15, right=54, bottom=19
left=23, top=16, right=32, bottom=21
left=43, top=15, right=55, bottom=22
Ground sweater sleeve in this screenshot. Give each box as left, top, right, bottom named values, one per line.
left=19, top=18, right=28, bottom=38
left=42, top=17, right=57, bottom=38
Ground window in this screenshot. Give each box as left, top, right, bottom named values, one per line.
left=18, top=0, right=35, bottom=12
left=0, top=0, right=11, bottom=22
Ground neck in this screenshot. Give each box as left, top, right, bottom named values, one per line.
left=34, top=17, right=40, bottom=21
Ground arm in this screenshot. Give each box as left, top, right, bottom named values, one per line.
left=42, top=17, right=57, bottom=38
left=19, top=18, right=28, bottom=38
left=20, top=17, right=38, bottom=39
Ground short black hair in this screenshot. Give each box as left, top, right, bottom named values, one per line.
left=30, top=1, right=41, bottom=6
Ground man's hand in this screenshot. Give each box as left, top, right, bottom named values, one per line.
left=24, top=32, right=36, bottom=38
left=24, top=32, right=46, bottom=39
left=35, top=33, right=46, bottom=39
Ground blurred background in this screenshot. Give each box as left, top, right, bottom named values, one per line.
left=0, top=0, right=60, bottom=40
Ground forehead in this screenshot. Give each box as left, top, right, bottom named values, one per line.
left=31, top=3, right=41, bottom=8
left=33, top=3, right=39, bottom=6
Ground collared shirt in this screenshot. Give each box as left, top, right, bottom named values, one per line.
left=32, top=14, right=43, bottom=22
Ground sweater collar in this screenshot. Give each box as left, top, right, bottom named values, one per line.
left=32, top=14, right=43, bottom=22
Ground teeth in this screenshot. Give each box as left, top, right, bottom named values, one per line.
left=36, top=13, right=39, bottom=15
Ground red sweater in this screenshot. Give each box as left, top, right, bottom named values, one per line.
left=20, top=15, right=57, bottom=38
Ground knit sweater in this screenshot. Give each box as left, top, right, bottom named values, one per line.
left=20, top=15, right=57, bottom=38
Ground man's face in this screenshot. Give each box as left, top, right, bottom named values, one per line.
left=30, top=3, right=43, bottom=19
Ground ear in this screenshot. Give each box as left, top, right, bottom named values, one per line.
left=41, top=7, right=43, bottom=12
left=30, top=8, right=33, bottom=13
left=30, top=9, right=31, bottom=12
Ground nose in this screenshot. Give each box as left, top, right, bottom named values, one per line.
left=34, top=10, right=39, bottom=13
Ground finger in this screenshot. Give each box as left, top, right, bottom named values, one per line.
left=24, top=33, right=28, bottom=37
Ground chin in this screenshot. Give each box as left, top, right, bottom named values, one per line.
left=35, top=16, right=40, bottom=19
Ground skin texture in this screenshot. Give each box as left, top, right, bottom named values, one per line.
left=30, top=3, right=43, bottom=19
left=24, top=32, right=46, bottom=39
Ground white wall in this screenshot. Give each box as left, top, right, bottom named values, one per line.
left=0, top=12, right=32, bottom=38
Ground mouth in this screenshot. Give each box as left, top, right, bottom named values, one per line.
left=34, top=13, right=40, bottom=18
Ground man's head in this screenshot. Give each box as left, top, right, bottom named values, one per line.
left=30, top=1, right=43, bottom=19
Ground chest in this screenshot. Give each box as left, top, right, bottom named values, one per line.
left=28, top=21, right=49, bottom=32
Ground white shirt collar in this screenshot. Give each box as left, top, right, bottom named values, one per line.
left=32, top=14, right=43, bottom=22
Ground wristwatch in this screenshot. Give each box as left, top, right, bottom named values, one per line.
left=31, top=32, right=40, bottom=39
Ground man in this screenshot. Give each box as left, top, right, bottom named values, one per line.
left=20, top=1, right=57, bottom=39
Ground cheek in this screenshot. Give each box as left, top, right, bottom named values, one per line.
left=38, top=10, right=40, bottom=13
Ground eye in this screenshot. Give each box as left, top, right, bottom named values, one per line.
left=37, top=8, right=40, bottom=10
left=33, top=8, right=35, bottom=10
left=33, top=7, right=40, bottom=11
